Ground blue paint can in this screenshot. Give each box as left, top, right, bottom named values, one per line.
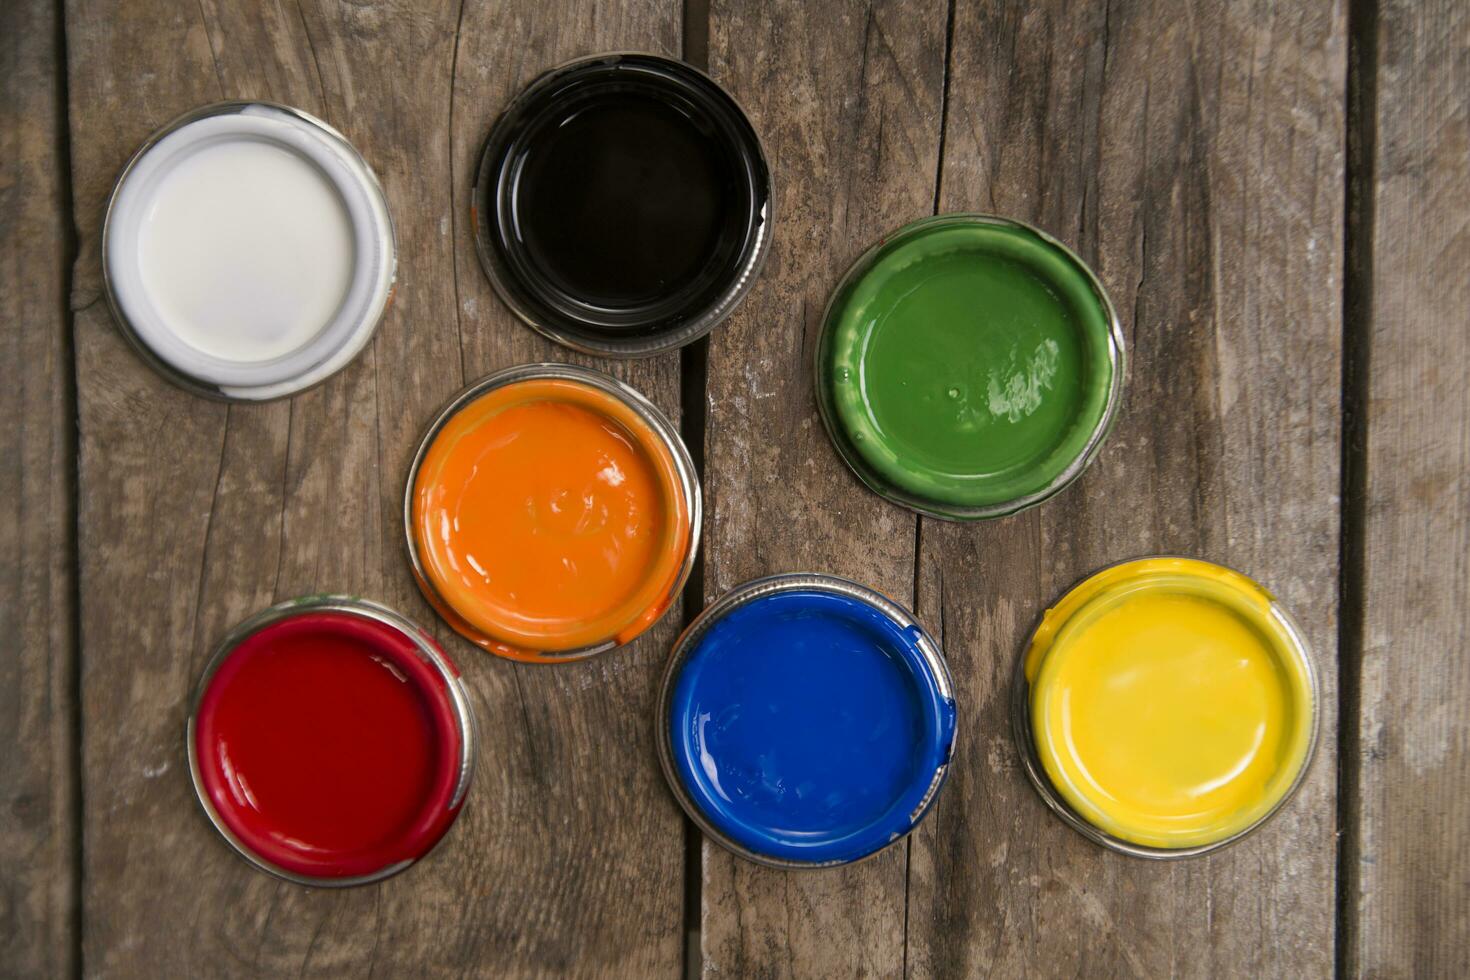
left=657, top=574, right=957, bottom=867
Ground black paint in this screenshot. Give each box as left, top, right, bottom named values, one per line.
left=517, top=94, right=734, bottom=309
left=475, top=55, right=770, bottom=355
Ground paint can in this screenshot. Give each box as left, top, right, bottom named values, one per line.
left=405, top=363, right=701, bottom=662
left=104, top=101, right=396, bottom=401
left=815, top=214, right=1126, bottom=520
left=473, top=53, right=771, bottom=356
left=186, top=596, right=475, bottom=886
left=657, top=574, right=957, bottom=868
left=1012, top=556, right=1319, bottom=858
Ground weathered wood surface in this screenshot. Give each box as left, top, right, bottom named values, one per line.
left=702, top=0, right=1346, bottom=976
left=0, top=0, right=76, bottom=976
left=1345, top=0, right=1470, bottom=975
left=0, top=0, right=1461, bottom=975
left=442, top=3, right=688, bottom=976
left=906, top=1, right=1346, bottom=976
left=699, top=1, right=947, bottom=975
left=65, top=0, right=685, bottom=975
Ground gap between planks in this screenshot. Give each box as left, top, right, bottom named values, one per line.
left=56, top=0, right=84, bottom=974
left=678, top=0, right=711, bottom=977
left=1335, top=0, right=1378, bottom=974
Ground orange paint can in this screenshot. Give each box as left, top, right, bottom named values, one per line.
left=405, top=364, right=700, bottom=662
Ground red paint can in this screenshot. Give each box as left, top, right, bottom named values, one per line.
left=187, top=597, right=475, bottom=886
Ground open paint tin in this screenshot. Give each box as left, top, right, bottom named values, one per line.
left=1013, top=557, right=1318, bottom=858
left=816, top=214, right=1125, bottom=520
left=657, top=574, right=956, bottom=868
left=405, top=363, right=700, bottom=662
left=473, top=53, right=771, bottom=356
left=104, top=102, right=396, bottom=401
left=187, top=597, right=475, bottom=886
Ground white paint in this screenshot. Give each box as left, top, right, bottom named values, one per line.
left=105, top=104, right=395, bottom=400
left=136, top=138, right=355, bottom=362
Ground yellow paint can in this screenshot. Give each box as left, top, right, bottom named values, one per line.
left=1017, top=557, right=1317, bottom=855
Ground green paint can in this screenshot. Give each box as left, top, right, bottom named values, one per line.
left=816, top=214, right=1125, bottom=520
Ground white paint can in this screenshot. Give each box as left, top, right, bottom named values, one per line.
left=104, top=102, right=396, bottom=400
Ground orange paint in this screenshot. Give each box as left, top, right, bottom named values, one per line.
left=412, top=377, right=691, bottom=660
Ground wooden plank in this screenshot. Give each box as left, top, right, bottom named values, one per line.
left=442, top=4, right=690, bottom=976
left=66, top=0, right=685, bottom=975
left=699, top=1, right=948, bottom=975
left=1345, top=0, right=1470, bottom=974
left=0, top=0, right=76, bottom=975
left=904, top=2, right=1345, bottom=977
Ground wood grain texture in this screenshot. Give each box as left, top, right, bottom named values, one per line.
left=1346, top=0, right=1470, bottom=974
left=904, top=1, right=1345, bottom=977
left=699, top=1, right=947, bottom=975
left=441, top=3, right=689, bottom=976
left=0, top=0, right=76, bottom=975
left=32, top=0, right=1466, bottom=974
left=65, top=0, right=685, bottom=975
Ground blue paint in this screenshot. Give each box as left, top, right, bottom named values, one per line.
left=668, top=589, right=956, bottom=864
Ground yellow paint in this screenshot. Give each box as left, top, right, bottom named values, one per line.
left=1027, top=558, right=1315, bottom=849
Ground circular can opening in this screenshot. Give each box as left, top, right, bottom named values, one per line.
left=406, top=363, right=701, bottom=662
left=658, top=574, right=957, bottom=868
left=104, top=102, right=396, bottom=401
left=816, top=213, right=1125, bottom=520
left=1014, top=557, right=1318, bottom=857
left=187, top=597, right=474, bottom=885
left=474, top=53, right=771, bottom=356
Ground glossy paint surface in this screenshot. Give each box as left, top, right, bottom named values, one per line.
left=193, top=611, right=463, bottom=878
left=1026, top=558, right=1315, bottom=849
left=105, top=104, right=397, bottom=400
left=669, top=590, right=956, bottom=864
left=821, top=216, right=1117, bottom=513
left=137, top=137, right=354, bottom=361
left=475, top=54, right=770, bottom=353
left=517, top=92, right=737, bottom=310
left=413, top=378, right=690, bottom=656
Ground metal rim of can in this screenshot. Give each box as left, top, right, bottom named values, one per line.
left=403, top=362, right=702, bottom=662
left=471, top=52, right=772, bottom=358
left=1009, top=555, right=1321, bottom=859
left=184, top=595, right=477, bottom=888
left=813, top=212, right=1127, bottom=522
left=656, top=572, right=956, bottom=870
left=102, top=100, right=398, bottom=402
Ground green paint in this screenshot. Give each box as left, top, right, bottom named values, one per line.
left=818, top=215, right=1122, bottom=519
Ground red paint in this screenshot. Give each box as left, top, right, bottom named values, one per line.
left=193, top=611, right=463, bottom=879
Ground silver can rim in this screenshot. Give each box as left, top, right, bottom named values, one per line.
left=102, top=100, right=399, bottom=403
left=403, top=362, right=703, bottom=662
left=1010, top=555, right=1321, bottom=859
left=185, top=595, right=477, bottom=888
left=471, top=52, right=772, bottom=358
left=814, top=212, right=1128, bottom=521
left=656, top=572, right=956, bottom=869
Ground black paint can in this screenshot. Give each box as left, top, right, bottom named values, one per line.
left=474, top=53, right=771, bottom=356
